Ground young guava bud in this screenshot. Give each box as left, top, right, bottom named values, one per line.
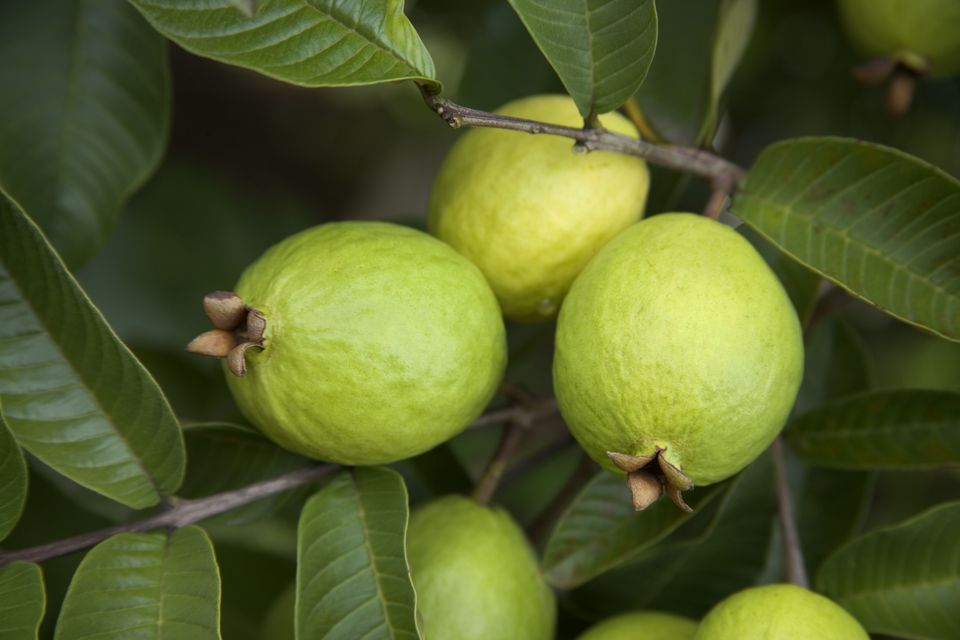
left=554, top=214, right=804, bottom=510
left=407, top=496, right=555, bottom=640
left=428, top=94, right=650, bottom=322
left=694, top=584, right=869, bottom=639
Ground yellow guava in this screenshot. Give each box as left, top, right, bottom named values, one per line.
left=577, top=611, right=698, bottom=640
left=553, top=214, right=803, bottom=510
left=406, top=496, right=556, bottom=640
left=427, top=94, right=650, bottom=322
left=220, top=221, right=507, bottom=465
left=838, top=0, right=960, bottom=75
left=694, top=584, right=869, bottom=639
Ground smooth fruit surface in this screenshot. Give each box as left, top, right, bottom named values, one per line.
left=838, top=0, right=960, bottom=75
left=226, top=221, right=506, bottom=465
left=577, top=611, right=698, bottom=640
left=428, top=94, right=650, bottom=322
left=554, top=213, right=803, bottom=485
left=407, top=496, right=555, bottom=640
left=694, top=584, right=869, bottom=639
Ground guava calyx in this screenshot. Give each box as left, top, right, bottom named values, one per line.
left=186, top=290, right=265, bottom=377
left=607, top=449, right=694, bottom=513
left=851, top=57, right=922, bottom=118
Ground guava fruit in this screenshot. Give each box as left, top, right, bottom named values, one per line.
left=427, top=94, right=650, bottom=322
left=838, top=0, right=960, bottom=76
left=577, top=611, right=698, bottom=640
left=407, top=495, right=555, bottom=640
left=553, top=214, right=803, bottom=510
left=187, top=221, right=507, bottom=465
left=694, top=584, right=869, bottom=639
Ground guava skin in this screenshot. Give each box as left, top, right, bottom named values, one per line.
left=407, top=496, right=556, bottom=640
left=225, top=222, right=507, bottom=465
left=694, top=584, right=870, bottom=639
left=554, top=213, right=804, bottom=486
left=576, top=611, right=698, bottom=640
left=428, top=94, right=650, bottom=322
left=838, top=0, right=960, bottom=75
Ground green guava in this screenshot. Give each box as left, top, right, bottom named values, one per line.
left=406, top=495, right=556, bottom=640
left=838, top=0, right=960, bottom=75
left=553, top=213, right=803, bottom=510
left=428, top=94, right=650, bottom=322
left=577, top=611, right=698, bottom=640
left=209, top=222, right=506, bottom=465
left=694, top=584, right=869, bottom=639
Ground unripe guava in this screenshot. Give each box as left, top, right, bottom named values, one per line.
left=838, top=0, right=960, bottom=75
left=554, top=214, right=803, bottom=509
left=694, top=584, right=869, bottom=639
left=428, top=94, right=650, bottom=322
left=577, top=611, right=698, bottom=640
left=222, top=222, right=507, bottom=465
left=407, top=496, right=555, bottom=640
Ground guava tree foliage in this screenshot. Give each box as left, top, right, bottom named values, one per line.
left=0, top=0, right=958, bottom=639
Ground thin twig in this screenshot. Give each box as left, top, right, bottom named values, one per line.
left=528, top=453, right=598, bottom=546
left=0, top=464, right=337, bottom=567
left=472, top=422, right=527, bottom=505
left=468, top=397, right=558, bottom=429
left=773, top=437, right=810, bottom=588
left=419, top=86, right=746, bottom=186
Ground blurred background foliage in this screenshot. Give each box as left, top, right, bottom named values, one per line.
left=55, top=0, right=960, bottom=637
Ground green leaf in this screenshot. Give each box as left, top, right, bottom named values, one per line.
left=55, top=526, right=221, bottom=640
left=740, top=225, right=820, bottom=324
left=507, top=0, right=657, bottom=118
left=633, top=0, right=755, bottom=145
left=796, top=468, right=874, bottom=576
left=795, top=318, right=873, bottom=414
left=818, top=501, right=960, bottom=640
left=542, top=473, right=725, bottom=589
left=0, top=193, right=185, bottom=509
left=180, top=423, right=310, bottom=525
left=566, top=454, right=776, bottom=619
left=0, top=404, right=27, bottom=542
left=0, top=0, right=169, bottom=268
left=788, top=390, right=960, bottom=470
left=733, top=138, right=960, bottom=341
left=131, top=0, right=437, bottom=88
left=297, top=467, right=419, bottom=639
left=0, top=562, right=45, bottom=640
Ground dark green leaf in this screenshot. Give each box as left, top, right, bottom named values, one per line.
left=698, top=0, right=757, bottom=142
left=795, top=317, right=873, bottom=414
left=566, top=454, right=776, bottom=619
left=181, top=423, right=310, bottom=525
left=55, top=526, right=221, bottom=640
left=297, top=466, right=419, bottom=639
left=740, top=225, right=820, bottom=324
left=0, top=562, right=45, bottom=639
left=507, top=0, right=657, bottom=117
left=543, top=473, right=725, bottom=589
left=131, top=0, right=437, bottom=88
left=404, top=443, right=473, bottom=497
left=796, top=468, right=874, bottom=575
left=0, top=0, right=169, bottom=268
left=0, top=404, right=27, bottom=542
left=788, top=390, right=960, bottom=470
left=818, top=501, right=960, bottom=640
left=260, top=583, right=295, bottom=640
left=733, top=138, right=960, bottom=341
left=0, top=194, right=185, bottom=509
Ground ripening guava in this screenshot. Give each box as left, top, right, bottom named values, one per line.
left=407, top=496, right=556, bottom=640
left=838, top=0, right=960, bottom=75
left=554, top=214, right=803, bottom=510
left=577, top=611, right=698, bottom=640
left=206, top=222, right=506, bottom=465
left=694, top=584, right=869, bottom=639
left=428, top=94, right=650, bottom=322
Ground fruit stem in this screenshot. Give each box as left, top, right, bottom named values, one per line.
left=773, top=437, right=810, bottom=589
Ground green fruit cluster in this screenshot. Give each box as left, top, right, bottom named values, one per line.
left=187, top=94, right=837, bottom=638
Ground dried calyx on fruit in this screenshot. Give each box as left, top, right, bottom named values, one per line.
left=186, top=291, right=265, bottom=377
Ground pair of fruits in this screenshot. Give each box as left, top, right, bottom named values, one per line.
left=577, top=585, right=869, bottom=639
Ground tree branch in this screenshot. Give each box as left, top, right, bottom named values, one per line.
left=0, top=464, right=337, bottom=568
left=418, top=86, right=746, bottom=189
left=472, top=422, right=527, bottom=505
left=773, top=437, right=810, bottom=588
